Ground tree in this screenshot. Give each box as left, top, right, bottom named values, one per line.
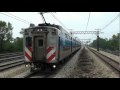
left=0, top=21, right=13, bottom=52
left=20, top=28, right=24, bottom=35
left=91, top=33, right=119, bottom=51
left=13, top=37, right=23, bottom=52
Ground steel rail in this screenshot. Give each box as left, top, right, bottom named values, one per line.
left=88, top=48, right=120, bottom=72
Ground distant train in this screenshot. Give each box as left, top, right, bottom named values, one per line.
left=23, top=23, right=81, bottom=71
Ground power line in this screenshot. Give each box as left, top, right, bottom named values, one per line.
left=0, top=12, right=29, bottom=24
left=101, top=13, right=119, bottom=30
left=50, top=13, right=68, bottom=30
left=6, top=12, right=32, bottom=24
left=85, top=12, right=91, bottom=31
left=0, top=12, right=32, bottom=24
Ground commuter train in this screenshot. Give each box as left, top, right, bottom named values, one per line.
left=23, top=23, right=81, bottom=71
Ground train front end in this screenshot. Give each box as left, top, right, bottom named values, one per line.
left=23, top=25, right=58, bottom=71
left=23, top=28, right=32, bottom=64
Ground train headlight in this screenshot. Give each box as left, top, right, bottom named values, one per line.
left=53, top=65, right=56, bottom=68
left=25, top=64, right=29, bottom=67
left=40, top=29, right=42, bottom=31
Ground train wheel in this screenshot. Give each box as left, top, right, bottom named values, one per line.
left=44, top=67, right=51, bottom=73
left=41, top=65, right=46, bottom=71
left=60, top=60, right=65, bottom=64
left=30, top=67, right=35, bottom=72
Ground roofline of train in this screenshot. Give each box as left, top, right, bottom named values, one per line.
left=24, top=23, right=81, bottom=42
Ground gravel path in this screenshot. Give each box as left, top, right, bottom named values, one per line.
left=52, top=46, right=119, bottom=78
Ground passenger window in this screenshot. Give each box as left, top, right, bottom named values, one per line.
left=38, top=39, right=43, bottom=47
left=26, top=37, right=32, bottom=47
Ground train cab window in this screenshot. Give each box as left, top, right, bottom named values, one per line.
left=26, top=37, right=32, bottom=47
left=38, top=39, right=43, bottom=47
left=52, top=32, right=56, bottom=35
left=65, top=34, right=68, bottom=39
left=51, top=29, right=56, bottom=35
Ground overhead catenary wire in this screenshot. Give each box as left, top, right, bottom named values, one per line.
left=85, top=12, right=91, bottom=31
left=50, top=13, right=69, bottom=30
left=5, top=12, right=32, bottom=24
left=0, top=12, right=32, bottom=24
left=0, top=12, right=30, bottom=24
left=101, top=13, right=120, bottom=31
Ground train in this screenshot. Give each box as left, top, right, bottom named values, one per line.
left=23, top=23, right=81, bottom=71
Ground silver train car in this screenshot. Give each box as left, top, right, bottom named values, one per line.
left=23, top=23, right=81, bottom=71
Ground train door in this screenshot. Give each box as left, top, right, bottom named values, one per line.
left=34, top=35, right=47, bottom=61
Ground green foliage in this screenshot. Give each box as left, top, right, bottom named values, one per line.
left=91, top=34, right=119, bottom=51
left=0, top=20, right=23, bottom=53
left=1, top=37, right=23, bottom=53
left=0, top=21, right=13, bottom=52
left=13, top=37, right=23, bottom=52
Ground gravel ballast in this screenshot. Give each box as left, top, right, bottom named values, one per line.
left=53, top=47, right=119, bottom=78
left=1, top=46, right=119, bottom=78
left=0, top=64, right=30, bottom=78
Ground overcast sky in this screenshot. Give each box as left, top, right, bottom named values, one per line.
left=0, top=12, right=119, bottom=43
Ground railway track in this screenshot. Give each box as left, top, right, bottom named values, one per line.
left=24, top=49, right=81, bottom=78
left=0, top=52, right=23, bottom=58
left=88, top=48, right=120, bottom=72
left=24, top=70, right=52, bottom=78
left=24, top=61, right=66, bottom=78
left=0, top=52, right=24, bottom=71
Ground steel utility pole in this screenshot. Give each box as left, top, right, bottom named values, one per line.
left=95, top=29, right=101, bottom=51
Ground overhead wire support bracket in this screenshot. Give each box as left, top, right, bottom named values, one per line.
left=71, top=30, right=103, bottom=51
left=71, top=31, right=103, bottom=35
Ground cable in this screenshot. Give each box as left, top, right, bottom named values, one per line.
left=0, top=12, right=32, bottom=24
left=101, top=13, right=119, bottom=30
left=50, top=13, right=69, bottom=30
left=6, top=12, right=32, bottom=24
left=85, top=12, right=91, bottom=31
left=0, top=12, right=29, bottom=24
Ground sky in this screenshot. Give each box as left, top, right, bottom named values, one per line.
left=0, top=12, right=119, bottom=43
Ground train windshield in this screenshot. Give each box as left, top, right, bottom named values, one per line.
left=26, top=37, right=32, bottom=47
